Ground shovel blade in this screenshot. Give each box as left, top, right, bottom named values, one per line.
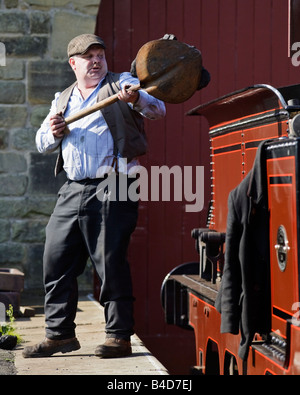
left=135, top=39, right=202, bottom=104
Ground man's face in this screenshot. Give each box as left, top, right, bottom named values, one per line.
left=69, top=45, right=108, bottom=87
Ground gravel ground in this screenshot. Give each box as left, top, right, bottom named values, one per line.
left=0, top=290, right=44, bottom=375
left=0, top=349, right=16, bottom=375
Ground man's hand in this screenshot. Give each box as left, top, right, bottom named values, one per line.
left=50, top=113, right=67, bottom=138
left=118, top=85, right=140, bottom=105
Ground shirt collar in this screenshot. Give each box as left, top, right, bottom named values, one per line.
left=73, top=76, right=106, bottom=102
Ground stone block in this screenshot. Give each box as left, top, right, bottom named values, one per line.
left=0, top=43, right=5, bottom=67
left=0, top=130, right=8, bottom=149
left=11, top=220, right=47, bottom=243
left=0, top=243, right=26, bottom=264
left=1, top=36, right=48, bottom=57
left=0, top=220, right=10, bottom=243
left=0, top=12, right=29, bottom=34
left=30, top=11, right=51, bottom=34
left=27, top=196, right=56, bottom=217
left=28, top=152, right=66, bottom=195
left=73, top=0, right=100, bottom=16
left=0, top=59, right=24, bottom=80
left=0, top=268, right=24, bottom=292
left=0, top=197, right=56, bottom=219
left=26, top=0, right=70, bottom=9
left=51, top=11, right=96, bottom=59
left=0, top=106, right=27, bottom=128
left=0, top=198, right=30, bottom=219
left=0, top=174, right=28, bottom=196
left=24, top=243, right=44, bottom=289
left=30, top=105, right=50, bottom=127
left=0, top=152, right=27, bottom=173
left=10, top=127, right=36, bottom=151
left=0, top=81, right=25, bottom=104
left=4, top=0, right=19, bottom=8
left=28, top=60, right=74, bottom=104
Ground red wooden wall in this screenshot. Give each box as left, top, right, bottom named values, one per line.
left=95, top=0, right=300, bottom=374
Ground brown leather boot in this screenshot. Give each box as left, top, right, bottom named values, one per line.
left=22, top=337, right=80, bottom=358
left=94, top=337, right=132, bottom=358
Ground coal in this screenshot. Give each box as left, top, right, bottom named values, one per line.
left=0, top=334, right=17, bottom=350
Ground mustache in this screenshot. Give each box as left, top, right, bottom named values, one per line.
left=89, top=63, right=101, bottom=71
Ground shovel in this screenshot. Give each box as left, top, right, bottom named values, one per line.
left=64, top=39, right=202, bottom=126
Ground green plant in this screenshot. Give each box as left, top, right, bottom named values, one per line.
left=0, top=305, right=22, bottom=344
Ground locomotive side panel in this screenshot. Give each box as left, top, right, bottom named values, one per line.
left=210, top=118, right=289, bottom=232
left=163, top=84, right=300, bottom=375
left=267, top=152, right=299, bottom=337
left=189, top=293, right=243, bottom=375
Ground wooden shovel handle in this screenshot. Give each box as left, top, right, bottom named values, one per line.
left=64, top=83, right=141, bottom=126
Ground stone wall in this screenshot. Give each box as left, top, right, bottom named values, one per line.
left=0, top=0, right=99, bottom=293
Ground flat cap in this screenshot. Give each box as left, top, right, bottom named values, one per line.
left=67, top=34, right=106, bottom=58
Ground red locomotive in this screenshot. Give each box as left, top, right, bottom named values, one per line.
left=162, top=83, right=300, bottom=375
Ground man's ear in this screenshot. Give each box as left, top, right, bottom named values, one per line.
left=69, top=57, right=76, bottom=71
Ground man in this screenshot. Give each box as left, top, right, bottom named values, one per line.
left=23, top=34, right=166, bottom=359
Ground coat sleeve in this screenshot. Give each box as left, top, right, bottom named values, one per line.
left=215, top=189, right=243, bottom=335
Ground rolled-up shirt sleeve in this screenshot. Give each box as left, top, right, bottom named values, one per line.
left=35, top=92, right=63, bottom=153
left=119, top=72, right=166, bottom=120
left=36, top=72, right=166, bottom=153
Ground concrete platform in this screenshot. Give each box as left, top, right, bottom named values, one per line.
left=13, top=294, right=169, bottom=376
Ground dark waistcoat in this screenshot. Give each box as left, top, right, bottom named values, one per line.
left=54, top=72, right=147, bottom=176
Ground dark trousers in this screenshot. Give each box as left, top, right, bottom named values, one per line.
left=43, top=175, right=139, bottom=341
